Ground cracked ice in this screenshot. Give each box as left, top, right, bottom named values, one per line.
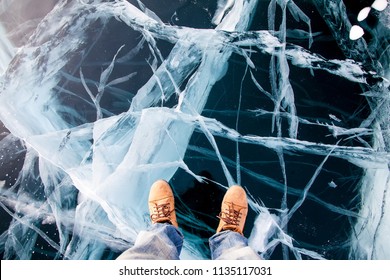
left=0, top=0, right=389, bottom=260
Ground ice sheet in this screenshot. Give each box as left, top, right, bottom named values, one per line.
left=0, top=0, right=389, bottom=259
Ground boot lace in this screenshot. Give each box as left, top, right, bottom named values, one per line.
left=218, top=202, right=244, bottom=228
left=150, top=202, right=173, bottom=223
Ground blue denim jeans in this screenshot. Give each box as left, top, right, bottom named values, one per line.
left=117, top=223, right=260, bottom=260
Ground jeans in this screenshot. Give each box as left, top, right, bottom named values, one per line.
left=117, top=223, right=261, bottom=260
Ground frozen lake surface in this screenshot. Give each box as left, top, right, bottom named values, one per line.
left=0, top=0, right=389, bottom=260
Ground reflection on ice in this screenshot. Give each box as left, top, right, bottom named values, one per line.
left=0, top=0, right=389, bottom=259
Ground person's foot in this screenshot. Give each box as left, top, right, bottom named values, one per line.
left=216, top=185, right=248, bottom=235
left=148, top=180, right=178, bottom=228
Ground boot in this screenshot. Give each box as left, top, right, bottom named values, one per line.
left=148, top=180, right=178, bottom=228
left=216, top=185, right=248, bottom=235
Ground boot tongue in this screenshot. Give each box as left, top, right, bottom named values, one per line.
left=153, top=217, right=172, bottom=224
left=221, top=225, right=243, bottom=235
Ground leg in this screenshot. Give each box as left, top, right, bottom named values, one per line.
left=209, top=230, right=260, bottom=260
left=117, top=180, right=182, bottom=260
left=117, top=223, right=183, bottom=260
left=209, top=185, right=261, bottom=260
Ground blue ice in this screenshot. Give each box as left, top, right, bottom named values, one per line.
left=0, top=0, right=389, bottom=260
